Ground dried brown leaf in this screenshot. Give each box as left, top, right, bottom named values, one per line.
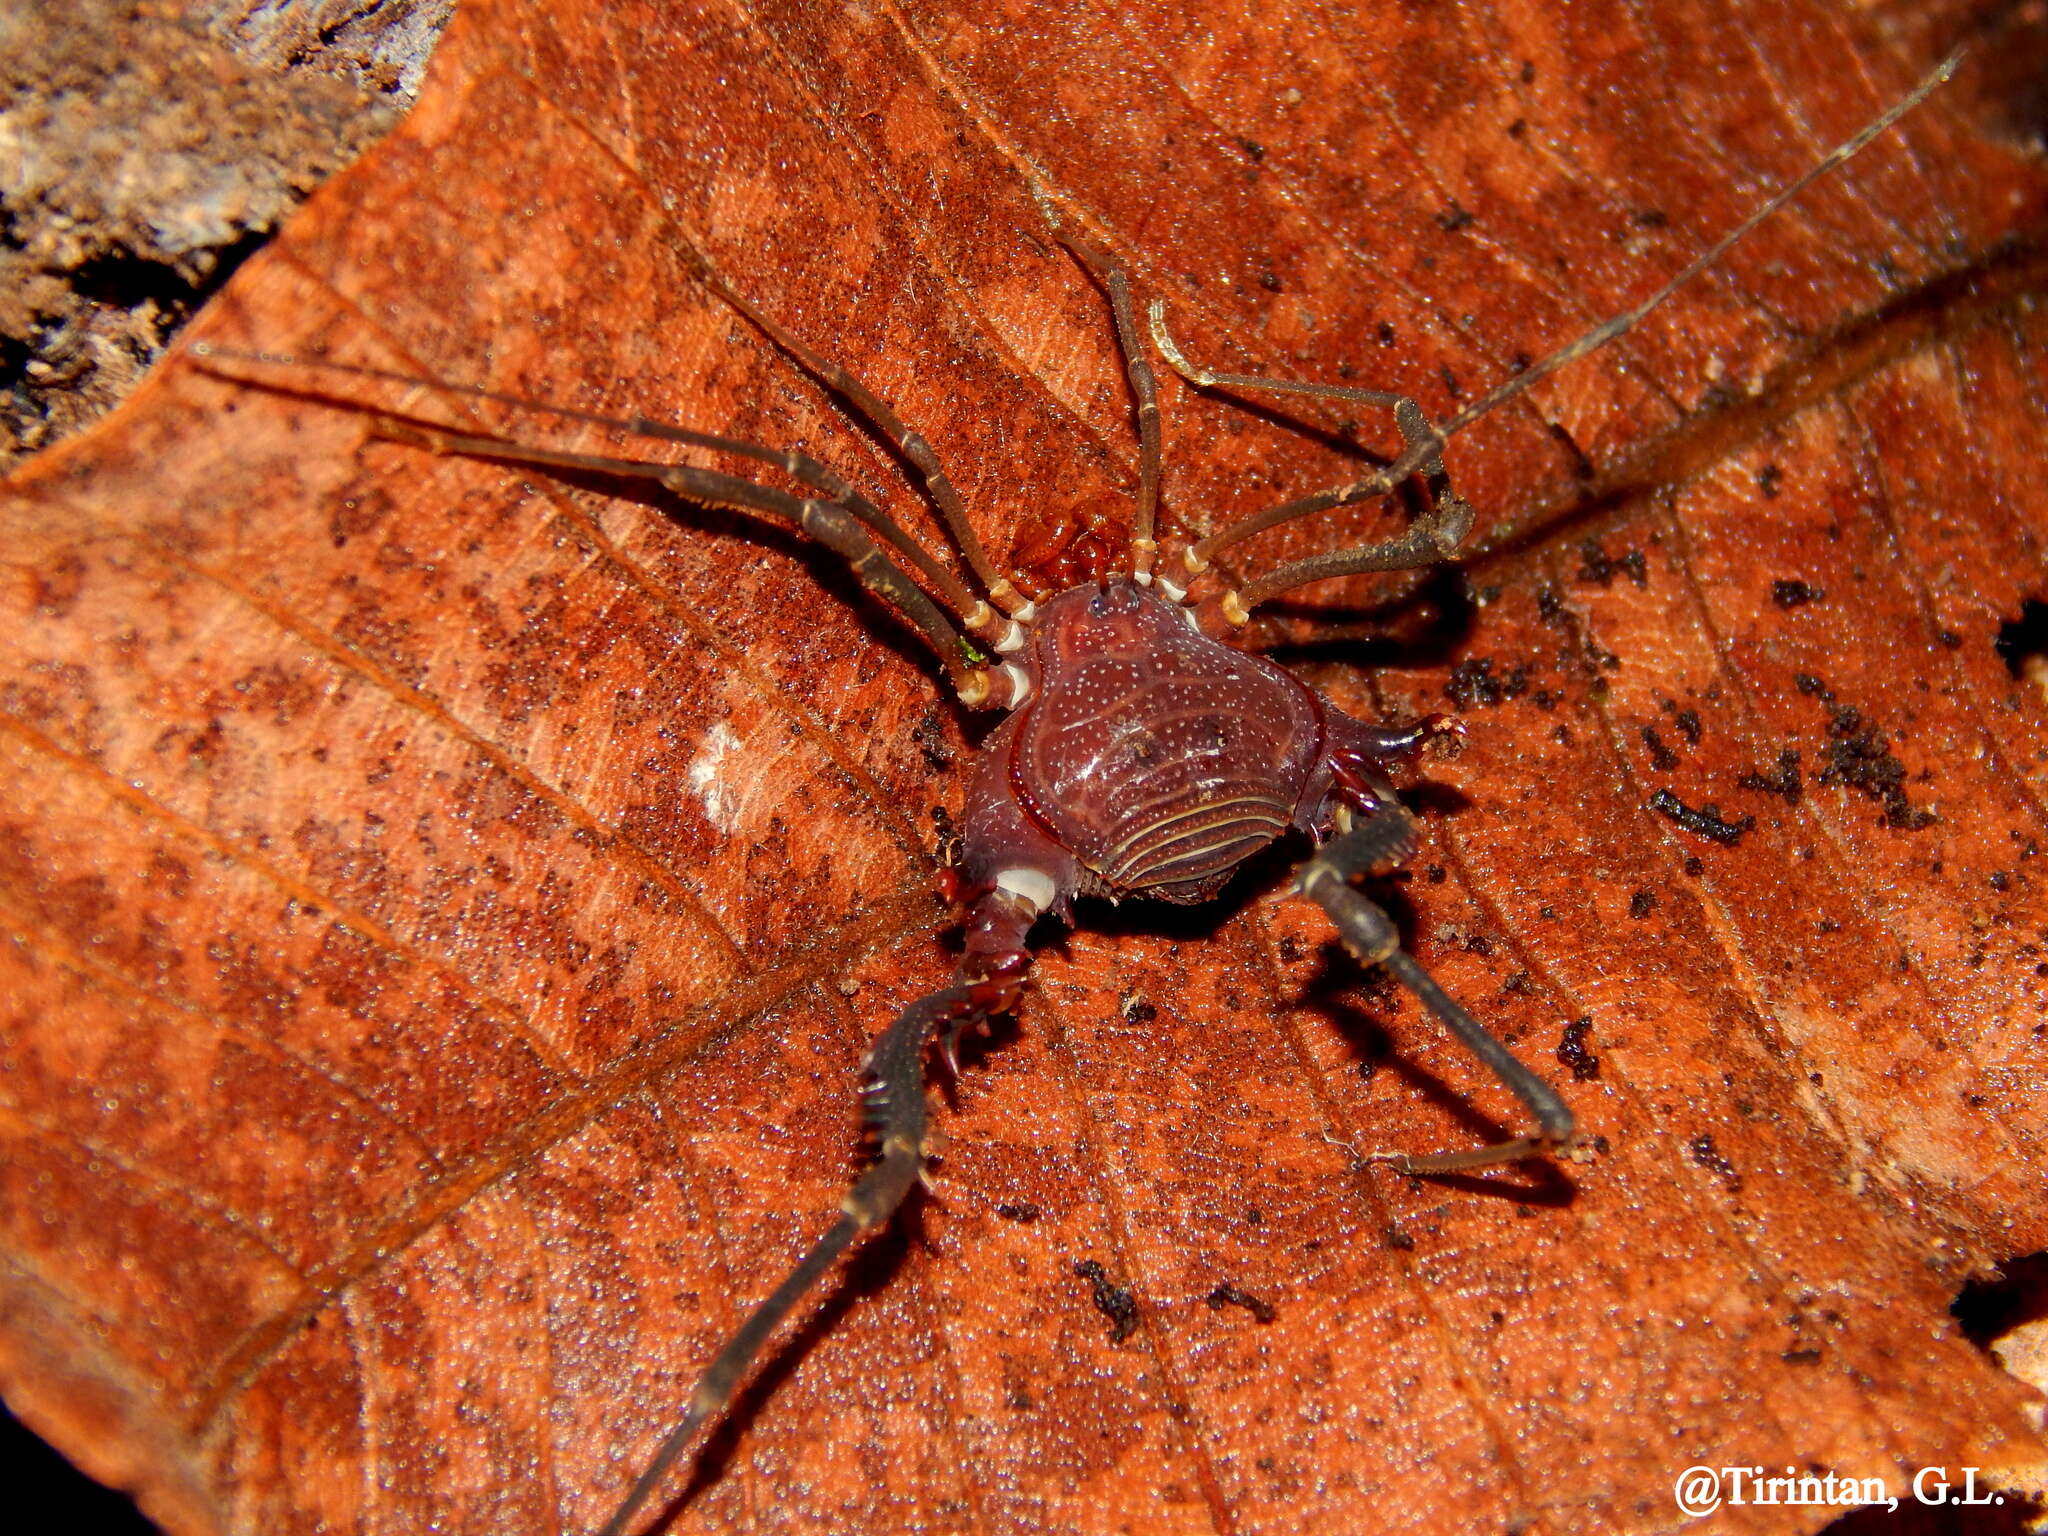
left=6, top=2, right=2048, bottom=1533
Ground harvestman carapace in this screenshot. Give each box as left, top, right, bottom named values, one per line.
left=193, top=47, right=1959, bottom=1535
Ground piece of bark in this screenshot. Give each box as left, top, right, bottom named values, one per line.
left=0, top=0, right=449, bottom=470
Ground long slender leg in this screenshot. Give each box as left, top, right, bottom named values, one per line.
left=348, top=417, right=1027, bottom=709
left=677, top=262, right=1032, bottom=615
left=613, top=412, right=1020, bottom=652
left=1146, top=305, right=1466, bottom=552
left=1233, top=475, right=1474, bottom=614
left=1295, top=809, right=1574, bottom=1173
left=188, top=348, right=1022, bottom=651
left=1223, top=387, right=1473, bottom=613
left=1146, top=313, right=1477, bottom=623
left=1035, top=207, right=1164, bottom=582
left=210, top=260, right=1034, bottom=619
left=593, top=887, right=1042, bottom=1536
left=1138, top=51, right=1963, bottom=618
left=1136, top=45, right=1962, bottom=614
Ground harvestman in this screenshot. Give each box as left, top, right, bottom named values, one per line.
left=195, top=48, right=1959, bottom=1535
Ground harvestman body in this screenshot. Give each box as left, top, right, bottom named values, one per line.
left=193, top=50, right=1957, bottom=1536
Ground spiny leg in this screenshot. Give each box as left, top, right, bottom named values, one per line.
left=593, top=888, right=1041, bottom=1536
left=1332, top=715, right=1465, bottom=768
left=1295, top=808, right=1574, bottom=1173
left=343, top=416, right=1028, bottom=710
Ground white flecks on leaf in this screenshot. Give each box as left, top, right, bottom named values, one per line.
left=687, top=720, right=744, bottom=833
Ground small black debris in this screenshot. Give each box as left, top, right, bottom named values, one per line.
left=1577, top=539, right=1648, bottom=588
left=1687, top=1133, right=1742, bottom=1192
left=1557, top=1016, right=1600, bottom=1081
left=1647, top=789, right=1754, bottom=846
left=996, top=1202, right=1040, bottom=1223
left=1205, top=1283, right=1277, bottom=1324
left=1995, top=599, right=2048, bottom=678
left=913, top=711, right=956, bottom=772
left=1073, top=1260, right=1140, bottom=1343
left=1445, top=657, right=1530, bottom=708
left=1771, top=579, right=1824, bottom=608
left=1738, top=750, right=1803, bottom=804
left=1817, top=705, right=1935, bottom=830
left=1641, top=725, right=1680, bottom=771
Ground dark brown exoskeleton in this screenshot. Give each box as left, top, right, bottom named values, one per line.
left=192, top=52, right=1955, bottom=1536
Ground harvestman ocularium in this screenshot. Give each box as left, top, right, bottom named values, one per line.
left=194, top=47, right=1957, bottom=1535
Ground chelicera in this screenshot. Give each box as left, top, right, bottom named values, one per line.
left=192, top=52, right=1954, bottom=1536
